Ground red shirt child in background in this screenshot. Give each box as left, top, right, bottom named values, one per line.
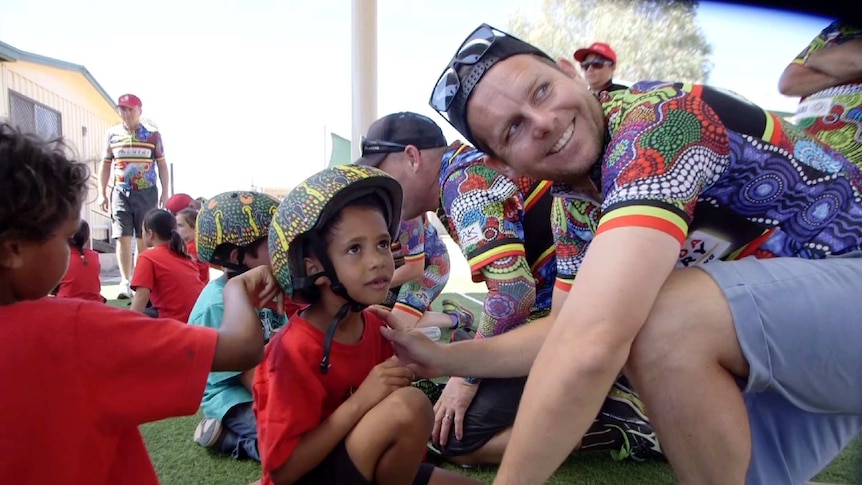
left=176, top=208, right=210, bottom=284
left=55, top=220, right=105, bottom=302
left=131, top=209, right=205, bottom=322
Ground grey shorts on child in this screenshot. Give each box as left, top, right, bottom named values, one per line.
left=700, top=252, right=862, bottom=485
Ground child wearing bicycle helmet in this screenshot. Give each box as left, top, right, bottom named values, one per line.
left=188, top=191, right=294, bottom=462
left=254, top=166, right=480, bottom=485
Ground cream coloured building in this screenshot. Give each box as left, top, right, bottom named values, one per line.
left=0, top=40, right=119, bottom=251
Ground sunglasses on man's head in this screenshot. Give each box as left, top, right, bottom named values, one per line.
left=429, top=24, right=508, bottom=116
left=581, top=59, right=612, bottom=70
left=360, top=137, right=408, bottom=156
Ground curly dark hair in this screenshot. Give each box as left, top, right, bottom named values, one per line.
left=0, top=123, right=91, bottom=242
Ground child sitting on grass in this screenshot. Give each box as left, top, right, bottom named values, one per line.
left=130, top=209, right=206, bottom=321
left=254, top=165, right=480, bottom=485
left=189, top=190, right=296, bottom=462
left=0, top=123, right=280, bottom=485
left=176, top=208, right=210, bottom=283
left=54, top=219, right=105, bottom=302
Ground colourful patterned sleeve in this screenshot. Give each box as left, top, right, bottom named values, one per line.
left=152, top=130, right=165, bottom=161
left=395, top=221, right=449, bottom=315
left=792, top=21, right=860, bottom=65
left=551, top=195, right=600, bottom=291
left=103, top=130, right=114, bottom=161
left=397, top=217, right=425, bottom=265
left=441, top=161, right=526, bottom=282
left=597, top=84, right=731, bottom=246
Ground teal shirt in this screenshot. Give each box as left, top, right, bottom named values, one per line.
left=189, top=274, right=287, bottom=421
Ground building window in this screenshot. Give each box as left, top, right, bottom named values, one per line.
left=9, top=91, right=62, bottom=139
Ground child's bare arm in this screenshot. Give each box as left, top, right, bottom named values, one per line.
left=212, top=266, right=280, bottom=371
left=268, top=358, right=413, bottom=484
left=239, top=367, right=255, bottom=392
left=129, top=288, right=150, bottom=313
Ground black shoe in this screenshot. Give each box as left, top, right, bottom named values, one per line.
left=602, top=381, right=664, bottom=462
left=413, top=378, right=446, bottom=405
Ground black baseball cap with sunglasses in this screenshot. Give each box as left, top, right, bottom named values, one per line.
left=354, top=112, right=449, bottom=167
left=428, top=23, right=554, bottom=154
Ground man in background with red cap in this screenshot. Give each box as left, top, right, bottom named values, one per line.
left=99, top=93, right=170, bottom=299
left=573, top=42, right=628, bottom=94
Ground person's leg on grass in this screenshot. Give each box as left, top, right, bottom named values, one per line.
left=116, top=236, right=134, bottom=279
left=344, top=386, right=479, bottom=485
left=345, top=386, right=431, bottom=484
left=442, top=377, right=660, bottom=467
left=112, top=188, right=135, bottom=298
left=628, top=256, right=862, bottom=485
left=221, top=402, right=260, bottom=461
left=627, top=267, right=756, bottom=485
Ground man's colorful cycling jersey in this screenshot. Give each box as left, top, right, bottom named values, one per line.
left=438, top=143, right=556, bottom=317
left=104, top=122, right=164, bottom=190
left=552, top=82, right=862, bottom=290
left=791, top=21, right=862, bottom=167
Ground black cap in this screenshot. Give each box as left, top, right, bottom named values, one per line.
left=432, top=24, right=553, bottom=154
left=354, top=112, right=448, bottom=167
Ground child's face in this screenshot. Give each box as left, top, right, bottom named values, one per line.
left=0, top=214, right=80, bottom=304
left=243, top=237, right=272, bottom=269
left=324, top=206, right=394, bottom=305
left=175, top=215, right=195, bottom=244
left=142, top=227, right=155, bottom=247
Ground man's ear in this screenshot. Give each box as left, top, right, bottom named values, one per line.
left=0, top=238, right=25, bottom=270
left=557, top=58, right=581, bottom=79
left=483, top=156, right=519, bottom=180
left=404, top=145, right=422, bottom=174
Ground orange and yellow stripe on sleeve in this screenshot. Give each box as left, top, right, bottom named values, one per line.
left=554, top=277, right=573, bottom=293
left=403, top=252, right=425, bottom=264
left=468, top=243, right=525, bottom=282
left=392, top=302, right=424, bottom=318
left=597, top=204, right=688, bottom=246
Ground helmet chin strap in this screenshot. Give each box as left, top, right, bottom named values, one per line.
left=305, top=231, right=368, bottom=374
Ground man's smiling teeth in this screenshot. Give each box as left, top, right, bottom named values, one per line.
left=550, top=123, right=574, bottom=154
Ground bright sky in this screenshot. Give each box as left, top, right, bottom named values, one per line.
left=0, top=0, right=830, bottom=197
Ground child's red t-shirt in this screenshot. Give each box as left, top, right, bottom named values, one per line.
left=186, top=240, right=210, bottom=284
left=131, top=245, right=206, bottom=322
left=56, top=247, right=103, bottom=302
left=253, top=310, right=394, bottom=483
left=0, top=298, right=218, bottom=484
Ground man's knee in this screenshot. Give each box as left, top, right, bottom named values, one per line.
left=627, top=268, right=741, bottom=379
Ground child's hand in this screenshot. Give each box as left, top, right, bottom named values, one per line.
left=235, top=266, right=282, bottom=309
left=351, top=356, right=414, bottom=411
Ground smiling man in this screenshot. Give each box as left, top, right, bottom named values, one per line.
left=357, top=111, right=662, bottom=466
left=379, top=23, right=862, bottom=485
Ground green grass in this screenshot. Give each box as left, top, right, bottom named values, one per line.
left=136, top=291, right=862, bottom=484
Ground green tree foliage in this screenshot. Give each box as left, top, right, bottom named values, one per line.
left=508, top=0, right=713, bottom=84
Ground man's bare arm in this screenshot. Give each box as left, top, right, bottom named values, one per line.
left=778, top=62, right=839, bottom=97
left=805, top=38, right=862, bottom=83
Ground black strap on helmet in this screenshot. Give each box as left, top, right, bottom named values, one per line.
left=303, top=230, right=367, bottom=374
left=320, top=302, right=351, bottom=374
